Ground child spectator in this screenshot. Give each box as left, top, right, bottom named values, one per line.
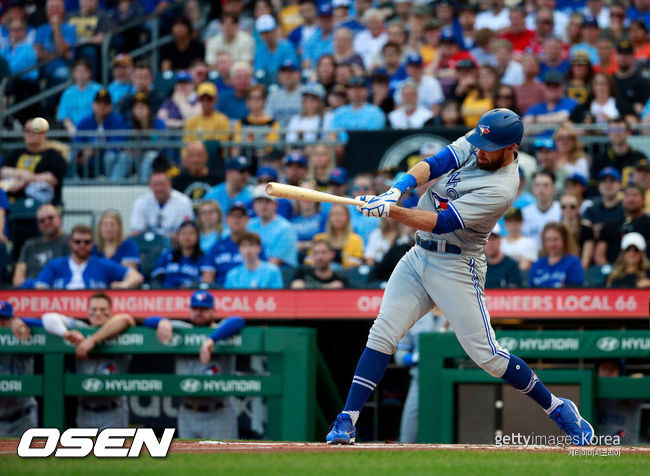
left=57, top=59, right=102, bottom=134
left=224, top=232, right=283, bottom=289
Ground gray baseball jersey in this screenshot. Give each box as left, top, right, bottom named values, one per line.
left=169, top=320, right=238, bottom=439
left=0, top=355, right=36, bottom=418
left=366, top=133, right=520, bottom=382
left=417, top=134, right=520, bottom=254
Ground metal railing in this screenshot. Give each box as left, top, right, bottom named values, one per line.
left=0, top=124, right=647, bottom=184
left=0, top=128, right=345, bottom=184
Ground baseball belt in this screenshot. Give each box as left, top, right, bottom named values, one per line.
left=416, top=235, right=462, bottom=255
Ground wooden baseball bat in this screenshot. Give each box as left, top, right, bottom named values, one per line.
left=265, top=182, right=366, bottom=206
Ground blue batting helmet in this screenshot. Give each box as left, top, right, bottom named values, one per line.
left=466, top=109, right=524, bottom=152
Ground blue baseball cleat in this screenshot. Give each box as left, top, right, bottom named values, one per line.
left=549, top=398, right=595, bottom=446
left=326, top=413, right=356, bottom=445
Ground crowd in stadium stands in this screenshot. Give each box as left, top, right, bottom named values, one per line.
left=1, top=0, right=650, bottom=290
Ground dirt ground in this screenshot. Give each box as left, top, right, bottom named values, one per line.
left=1, top=439, right=649, bottom=455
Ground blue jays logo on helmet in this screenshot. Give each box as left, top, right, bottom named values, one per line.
left=466, top=109, right=524, bottom=152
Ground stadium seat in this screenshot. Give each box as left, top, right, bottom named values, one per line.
left=584, top=265, right=611, bottom=288
left=343, top=265, right=371, bottom=289
left=133, top=232, right=171, bottom=279
left=281, top=266, right=296, bottom=288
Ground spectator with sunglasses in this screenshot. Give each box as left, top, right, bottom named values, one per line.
left=35, top=225, right=143, bottom=290
left=12, top=204, right=68, bottom=289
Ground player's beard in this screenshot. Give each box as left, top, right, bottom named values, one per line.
left=477, top=150, right=507, bottom=171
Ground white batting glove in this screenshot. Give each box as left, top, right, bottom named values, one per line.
left=357, top=194, right=376, bottom=213
left=360, top=188, right=401, bottom=218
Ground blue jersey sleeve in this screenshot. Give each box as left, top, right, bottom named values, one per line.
left=21, top=317, right=43, bottom=327
left=36, top=260, right=56, bottom=287
left=431, top=208, right=464, bottom=234
left=142, top=316, right=165, bottom=328
left=151, top=250, right=169, bottom=277
left=424, top=146, right=461, bottom=180
left=209, top=316, right=245, bottom=342
left=105, top=259, right=129, bottom=283
left=120, top=239, right=140, bottom=264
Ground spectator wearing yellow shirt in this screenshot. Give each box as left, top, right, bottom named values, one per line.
left=183, top=82, right=231, bottom=143
left=461, top=65, right=498, bottom=127
left=310, top=203, right=364, bottom=269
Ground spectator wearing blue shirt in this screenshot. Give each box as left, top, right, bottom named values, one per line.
left=376, top=42, right=409, bottom=96
left=0, top=18, right=37, bottom=81
left=302, top=3, right=335, bottom=69
left=151, top=221, right=211, bottom=289
left=288, top=0, right=319, bottom=55
left=57, top=59, right=103, bottom=133
left=107, top=54, right=136, bottom=107
left=529, top=222, right=584, bottom=288
left=569, top=18, right=600, bottom=65
left=35, top=224, right=143, bottom=290
left=523, top=71, right=577, bottom=137
left=204, top=201, right=264, bottom=286
left=224, top=231, right=283, bottom=289
left=628, top=2, right=650, bottom=25
left=91, top=210, right=140, bottom=269
left=253, top=14, right=299, bottom=86
left=247, top=185, right=299, bottom=268
left=204, top=156, right=254, bottom=221
left=328, top=76, right=386, bottom=141
left=34, top=0, right=77, bottom=85
left=255, top=167, right=293, bottom=219
left=332, top=0, right=364, bottom=34
left=217, top=61, right=251, bottom=120
left=74, top=89, right=129, bottom=179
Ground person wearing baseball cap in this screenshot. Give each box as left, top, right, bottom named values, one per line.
left=283, top=152, right=309, bottom=186
left=329, top=75, right=386, bottom=141
left=597, top=183, right=650, bottom=264
left=583, top=166, right=624, bottom=232
left=144, top=290, right=245, bottom=439
left=332, top=0, right=363, bottom=33
left=203, top=200, right=254, bottom=285
left=254, top=13, right=300, bottom=85
left=183, top=81, right=231, bottom=143
left=248, top=185, right=298, bottom=267
left=265, top=59, right=303, bottom=128
left=301, top=2, right=336, bottom=70
left=523, top=70, right=577, bottom=132
left=204, top=156, right=253, bottom=216
left=108, top=54, right=135, bottom=106
left=75, top=88, right=130, bottom=179
left=485, top=222, right=523, bottom=289
left=0, top=299, right=42, bottom=436
left=395, top=52, right=444, bottom=111
left=286, top=83, right=331, bottom=143
left=606, top=232, right=650, bottom=288
left=614, top=40, right=648, bottom=115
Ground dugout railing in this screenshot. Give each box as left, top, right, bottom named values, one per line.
left=0, top=326, right=343, bottom=441
left=418, top=330, right=650, bottom=443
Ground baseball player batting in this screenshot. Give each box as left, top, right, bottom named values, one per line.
left=326, top=109, right=594, bottom=446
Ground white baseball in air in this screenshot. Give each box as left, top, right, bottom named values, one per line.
left=31, top=117, right=50, bottom=133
